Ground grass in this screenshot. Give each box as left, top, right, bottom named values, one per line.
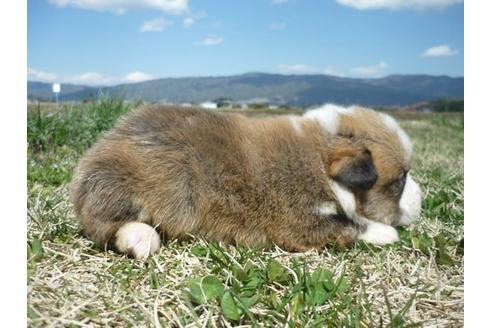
left=27, top=99, right=464, bottom=327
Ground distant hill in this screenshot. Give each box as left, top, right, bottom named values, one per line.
left=27, top=81, right=98, bottom=102
left=27, top=73, right=464, bottom=107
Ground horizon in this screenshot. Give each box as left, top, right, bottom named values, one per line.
left=27, top=71, right=464, bottom=88
left=28, top=0, right=463, bottom=86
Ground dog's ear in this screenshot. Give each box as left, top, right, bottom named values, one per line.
left=327, top=139, right=378, bottom=191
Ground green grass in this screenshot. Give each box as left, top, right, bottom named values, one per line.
left=27, top=100, right=464, bottom=327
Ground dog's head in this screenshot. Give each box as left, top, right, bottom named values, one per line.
left=305, top=104, right=423, bottom=226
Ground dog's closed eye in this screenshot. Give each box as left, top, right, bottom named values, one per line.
left=385, top=172, right=407, bottom=196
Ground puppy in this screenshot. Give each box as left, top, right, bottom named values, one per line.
left=70, top=104, right=422, bottom=258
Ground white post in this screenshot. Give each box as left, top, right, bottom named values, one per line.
left=52, top=83, right=61, bottom=108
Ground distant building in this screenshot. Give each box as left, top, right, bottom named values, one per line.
left=200, top=101, right=218, bottom=109
left=404, top=102, right=432, bottom=112
left=214, top=97, right=233, bottom=108
left=383, top=102, right=433, bottom=112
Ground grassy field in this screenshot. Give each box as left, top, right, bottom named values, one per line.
left=27, top=100, right=464, bottom=327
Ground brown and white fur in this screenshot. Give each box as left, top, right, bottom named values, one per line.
left=70, top=104, right=422, bottom=258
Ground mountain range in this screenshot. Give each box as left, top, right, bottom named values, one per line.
left=27, top=73, right=464, bottom=107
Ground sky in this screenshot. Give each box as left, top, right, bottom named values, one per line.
left=27, top=0, right=464, bottom=85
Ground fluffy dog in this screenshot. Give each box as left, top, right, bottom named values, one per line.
left=71, top=104, right=422, bottom=258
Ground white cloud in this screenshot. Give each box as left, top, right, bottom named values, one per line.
left=27, top=67, right=58, bottom=82
left=183, top=17, right=195, bottom=28
left=122, top=71, right=154, bottom=83
left=68, top=72, right=115, bottom=85
left=335, top=0, right=462, bottom=10
left=323, top=67, right=345, bottom=77
left=182, top=11, right=206, bottom=28
left=422, top=44, right=458, bottom=57
left=269, top=22, right=287, bottom=31
left=277, top=64, right=347, bottom=76
left=277, top=64, right=315, bottom=74
left=28, top=68, right=156, bottom=85
left=350, top=62, right=388, bottom=77
left=140, top=18, right=173, bottom=32
left=195, top=36, right=224, bottom=46
left=48, top=0, right=189, bottom=15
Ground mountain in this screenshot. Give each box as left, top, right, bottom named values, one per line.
left=27, top=81, right=99, bottom=102
left=27, top=73, right=464, bottom=107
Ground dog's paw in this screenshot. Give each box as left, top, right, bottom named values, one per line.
left=358, top=221, right=399, bottom=245
left=114, top=222, right=161, bottom=259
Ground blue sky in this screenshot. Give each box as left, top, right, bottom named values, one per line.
left=28, top=0, right=464, bottom=85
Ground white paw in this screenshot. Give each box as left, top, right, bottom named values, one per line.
left=358, top=220, right=399, bottom=245
left=114, top=222, right=161, bottom=259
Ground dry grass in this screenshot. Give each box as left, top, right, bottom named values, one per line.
left=27, top=103, right=464, bottom=327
